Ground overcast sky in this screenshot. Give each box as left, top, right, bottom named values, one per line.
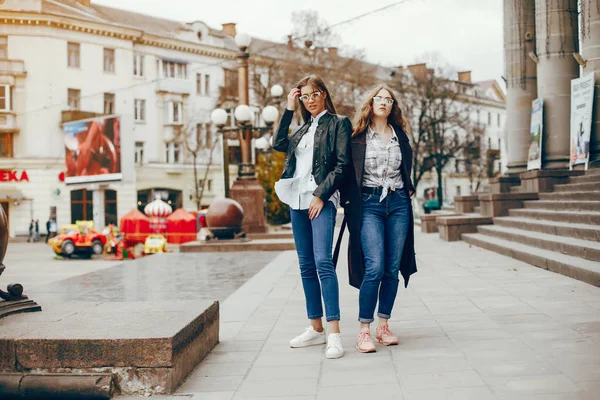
left=93, top=0, right=504, bottom=84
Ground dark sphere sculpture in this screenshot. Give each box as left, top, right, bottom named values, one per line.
left=206, top=198, right=244, bottom=240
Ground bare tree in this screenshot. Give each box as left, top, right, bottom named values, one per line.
left=393, top=62, right=480, bottom=205
left=175, top=122, right=219, bottom=210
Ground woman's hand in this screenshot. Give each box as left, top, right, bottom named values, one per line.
left=309, top=196, right=325, bottom=220
left=287, top=88, right=300, bottom=111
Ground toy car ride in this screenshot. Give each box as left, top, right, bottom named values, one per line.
left=48, top=221, right=107, bottom=258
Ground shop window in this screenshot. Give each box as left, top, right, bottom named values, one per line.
left=70, top=189, right=93, bottom=223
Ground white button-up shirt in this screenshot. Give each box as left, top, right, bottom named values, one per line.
left=275, top=110, right=340, bottom=210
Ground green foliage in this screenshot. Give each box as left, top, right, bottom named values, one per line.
left=256, top=151, right=290, bottom=225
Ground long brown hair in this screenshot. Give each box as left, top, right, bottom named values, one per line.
left=296, top=74, right=337, bottom=124
left=352, top=84, right=409, bottom=137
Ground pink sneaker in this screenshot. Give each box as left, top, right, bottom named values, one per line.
left=356, top=331, right=376, bottom=353
left=376, top=325, right=399, bottom=346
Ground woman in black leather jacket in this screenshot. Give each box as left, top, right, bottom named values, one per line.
left=273, top=74, right=352, bottom=359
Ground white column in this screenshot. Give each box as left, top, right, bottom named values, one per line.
left=92, top=189, right=105, bottom=229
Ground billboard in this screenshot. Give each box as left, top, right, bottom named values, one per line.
left=527, top=98, right=543, bottom=170
left=570, top=72, right=596, bottom=169
left=64, top=115, right=122, bottom=184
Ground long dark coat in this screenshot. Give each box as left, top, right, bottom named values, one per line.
left=334, top=124, right=418, bottom=289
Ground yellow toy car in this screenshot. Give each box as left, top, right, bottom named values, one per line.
left=144, top=234, right=168, bottom=254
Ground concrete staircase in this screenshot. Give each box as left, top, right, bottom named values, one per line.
left=463, top=169, right=600, bottom=286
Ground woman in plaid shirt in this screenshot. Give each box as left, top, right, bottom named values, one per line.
left=339, top=84, right=417, bottom=353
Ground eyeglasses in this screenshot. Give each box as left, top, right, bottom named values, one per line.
left=299, top=91, right=323, bottom=103
left=373, top=96, right=394, bottom=105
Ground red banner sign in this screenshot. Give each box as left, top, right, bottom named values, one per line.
left=0, top=170, right=29, bottom=182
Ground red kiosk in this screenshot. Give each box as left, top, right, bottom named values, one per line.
left=167, top=209, right=197, bottom=244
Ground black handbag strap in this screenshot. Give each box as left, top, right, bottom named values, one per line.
left=333, top=215, right=347, bottom=267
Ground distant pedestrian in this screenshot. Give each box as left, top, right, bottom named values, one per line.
left=27, top=219, right=34, bottom=242
left=45, top=218, right=51, bottom=243
left=273, top=74, right=352, bottom=359
left=34, top=219, right=40, bottom=242
left=336, top=84, right=417, bottom=353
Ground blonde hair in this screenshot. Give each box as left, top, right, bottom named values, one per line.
left=352, top=84, right=409, bottom=137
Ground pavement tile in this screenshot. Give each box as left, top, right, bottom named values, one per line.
left=486, top=374, right=581, bottom=395
left=245, top=365, right=320, bottom=381
left=316, top=383, right=403, bottom=400
left=398, top=370, right=485, bottom=392
left=178, top=375, right=245, bottom=393
left=403, top=387, right=496, bottom=400
left=236, top=378, right=318, bottom=398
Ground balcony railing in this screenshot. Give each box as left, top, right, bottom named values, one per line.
left=156, top=78, right=192, bottom=95
left=0, top=114, right=17, bottom=130
left=0, top=59, right=26, bottom=76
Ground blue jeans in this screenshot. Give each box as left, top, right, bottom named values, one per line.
left=359, top=190, right=411, bottom=323
left=290, top=201, right=340, bottom=321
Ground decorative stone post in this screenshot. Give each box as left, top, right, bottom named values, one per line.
left=504, top=0, right=538, bottom=173
left=0, top=205, right=41, bottom=318
left=534, top=0, right=580, bottom=169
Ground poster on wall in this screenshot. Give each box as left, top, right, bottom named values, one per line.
left=527, top=98, right=543, bottom=170
left=63, top=115, right=122, bottom=184
left=569, top=72, right=595, bottom=170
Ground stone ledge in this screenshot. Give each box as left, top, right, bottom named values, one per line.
left=437, top=214, right=493, bottom=242
left=478, top=192, right=539, bottom=201
left=420, top=212, right=459, bottom=233
left=181, top=239, right=295, bottom=252
left=1, top=301, right=220, bottom=396
left=0, top=373, right=113, bottom=399
left=478, top=192, right=539, bottom=217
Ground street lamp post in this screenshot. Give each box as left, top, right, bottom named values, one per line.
left=211, top=35, right=282, bottom=233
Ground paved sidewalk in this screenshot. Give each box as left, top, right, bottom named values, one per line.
left=121, top=230, right=600, bottom=400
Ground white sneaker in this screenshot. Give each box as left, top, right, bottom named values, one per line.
left=289, top=326, right=326, bottom=348
left=326, top=333, right=344, bottom=359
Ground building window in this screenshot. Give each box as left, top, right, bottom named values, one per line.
left=135, top=141, right=144, bottom=165
left=166, top=101, right=183, bottom=124
left=196, top=123, right=213, bottom=148
left=103, top=48, right=115, bottom=72
left=70, top=189, right=93, bottom=223
left=159, top=60, right=187, bottom=79
left=0, top=132, right=14, bottom=157
left=456, top=185, right=462, bottom=196
left=133, top=54, right=144, bottom=77
left=204, top=74, right=210, bottom=95
left=67, top=42, right=80, bottom=68
left=497, top=113, right=501, bottom=127
left=0, top=36, right=7, bottom=59
left=196, top=73, right=202, bottom=94
left=134, top=99, right=145, bottom=122
left=68, top=88, right=80, bottom=110
left=487, top=112, right=491, bottom=125
left=104, top=190, right=118, bottom=226
left=0, top=85, right=11, bottom=112
left=104, top=93, right=115, bottom=114
left=165, top=142, right=183, bottom=164
left=207, top=179, right=212, bottom=192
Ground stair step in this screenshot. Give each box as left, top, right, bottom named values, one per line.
left=493, top=216, right=600, bottom=242
left=568, top=174, right=600, bottom=184
left=462, top=233, right=600, bottom=287
left=554, top=182, right=600, bottom=192
left=539, top=191, right=600, bottom=201
left=509, top=208, right=600, bottom=225
left=510, top=185, right=522, bottom=193
left=477, top=225, right=600, bottom=262
left=523, top=200, right=600, bottom=212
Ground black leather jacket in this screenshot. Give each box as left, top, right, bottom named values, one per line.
left=273, top=109, right=352, bottom=201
